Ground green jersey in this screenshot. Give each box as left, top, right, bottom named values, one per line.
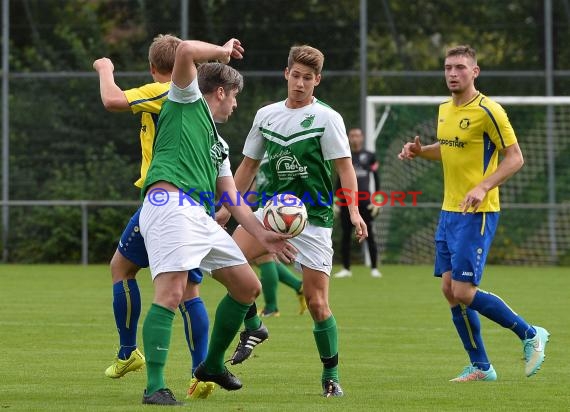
left=243, top=98, right=350, bottom=227
left=142, top=79, right=227, bottom=215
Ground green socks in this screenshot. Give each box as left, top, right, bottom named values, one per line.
left=276, top=262, right=302, bottom=293
left=142, top=303, right=175, bottom=395
left=313, top=315, right=339, bottom=382
left=259, top=261, right=279, bottom=312
left=204, top=294, right=250, bottom=373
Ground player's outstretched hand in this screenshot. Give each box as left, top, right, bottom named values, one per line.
left=258, top=230, right=297, bottom=264
left=398, top=136, right=422, bottom=160
left=220, top=38, right=244, bottom=64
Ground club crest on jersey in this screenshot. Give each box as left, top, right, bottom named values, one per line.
left=300, top=114, right=315, bottom=128
left=459, top=118, right=470, bottom=129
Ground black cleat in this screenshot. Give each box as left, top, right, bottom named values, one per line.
left=322, top=380, right=344, bottom=398
left=228, top=323, right=269, bottom=365
left=194, top=363, right=242, bottom=391
left=142, top=388, right=185, bottom=405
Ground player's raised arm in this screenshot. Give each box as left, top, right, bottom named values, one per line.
left=171, top=38, right=244, bottom=89
left=93, top=57, right=130, bottom=112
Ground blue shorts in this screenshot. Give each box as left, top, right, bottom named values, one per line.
left=434, top=211, right=499, bottom=285
left=117, top=205, right=203, bottom=284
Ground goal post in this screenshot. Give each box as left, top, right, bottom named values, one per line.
left=365, top=95, right=570, bottom=151
left=364, top=95, right=570, bottom=266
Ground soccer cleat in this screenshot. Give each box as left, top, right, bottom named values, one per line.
left=297, top=287, right=308, bottom=315
left=332, top=268, right=352, bottom=278
left=371, top=268, right=382, bottom=278
left=449, top=364, right=497, bottom=382
left=228, top=323, right=269, bottom=365
left=522, top=325, right=550, bottom=377
left=105, top=348, right=145, bottom=378
left=142, top=388, right=184, bottom=406
left=186, top=377, right=215, bottom=400
left=322, top=380, right=344, bottom=397
left=194, top=363, right=242, bottom=391
left=259, top=308, right=280, bottom=318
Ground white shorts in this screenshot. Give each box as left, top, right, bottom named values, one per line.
left=253, top=209, right=333, bottom=275
left=140, top=193, right=248, bottom=279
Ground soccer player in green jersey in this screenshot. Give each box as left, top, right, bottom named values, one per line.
left=398, top=45, right=549, bottom=382
left=138, top=38, right=296, bottom=405
left=94, top=34, right=215, bottom=399
left=229, top=44, right=368, bottom=397
left=250, top=155, right=307, bottom=318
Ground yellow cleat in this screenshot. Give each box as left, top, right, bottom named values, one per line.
left=297, top=287, right=307, bottom=315
left=259, top=308, right=280, bottom=317
left=186, top=377, right=215, bottom=400
left=105, top=348, right=145, bottom=379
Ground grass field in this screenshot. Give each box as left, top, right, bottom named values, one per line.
left=1, top=264, right=568, bottom=411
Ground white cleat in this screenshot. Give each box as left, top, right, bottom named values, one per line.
left=371, top=269, right=382, bottom=278
left=333, top=268, right=352, bottom=278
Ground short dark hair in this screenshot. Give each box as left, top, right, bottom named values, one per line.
left=445, top=45, right=477, bottom=64
left=197, top=63, right=244, bottom=95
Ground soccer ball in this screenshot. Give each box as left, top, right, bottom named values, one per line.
left=262, top=194, right=308, bottom=237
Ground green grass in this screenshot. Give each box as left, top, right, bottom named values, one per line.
left=0, top=264, right=568, bottom=411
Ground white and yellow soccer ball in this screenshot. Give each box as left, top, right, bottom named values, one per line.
left=262, top=194, right=308, bottom=237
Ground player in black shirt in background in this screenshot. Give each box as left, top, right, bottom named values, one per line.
left=333, top=128, right=382, bottom=278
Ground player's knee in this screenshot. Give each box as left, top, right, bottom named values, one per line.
left=306, top=295, right=327, bottom=317
left=232, top=278, right=262, bottom=304
left=441, top=282, right=453, bottom=301
left=159, top=289, right=186, bottom=311
left=450, top=287, right=474, bottom=305
left=181, top=283, right=200, bottom=302
left=251, top=279, right=262, bottom=299
left=110, top=253, right=138, bottom=282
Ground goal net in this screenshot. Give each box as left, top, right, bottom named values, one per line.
left=365, top=96, right=570, bottom=266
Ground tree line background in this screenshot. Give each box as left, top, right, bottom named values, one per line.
left=1, top=0, right=569, bottom=264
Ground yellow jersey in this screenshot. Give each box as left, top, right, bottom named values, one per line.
left=437, top=93, right=517, bottom=212
left=123, top=82, right=170, bottom=188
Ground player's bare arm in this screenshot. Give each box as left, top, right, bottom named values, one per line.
left=216, top=176, right=296, bottom=262
left=233, top=156, right=261, bottom=194
left=216, top=168, right=258, bottom=228
left=93, top=57, right=130, bottom=112
left=172, top=38, right=244, bottom=89
left=334, top=157, right=368, bottom=242
left=460, top=142, right=524, bottom=213
left=216, top=156, right=261, bottom=226
left=398, top=136, right=442, bottom=161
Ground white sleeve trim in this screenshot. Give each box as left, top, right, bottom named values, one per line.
left=168, top=78, right=202, bottom=104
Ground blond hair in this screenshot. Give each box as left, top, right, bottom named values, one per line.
left=287, top=45, right=324, bottom=75
left=148, top=34, right=181, bottom=74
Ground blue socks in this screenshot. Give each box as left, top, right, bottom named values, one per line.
left=179, top=297, right=209, bottom=375
left=451, top=304, right=490, bottom=370
left=112, top=279, right=141, bottom=360
left=469, top=290, right=536, bottom=340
